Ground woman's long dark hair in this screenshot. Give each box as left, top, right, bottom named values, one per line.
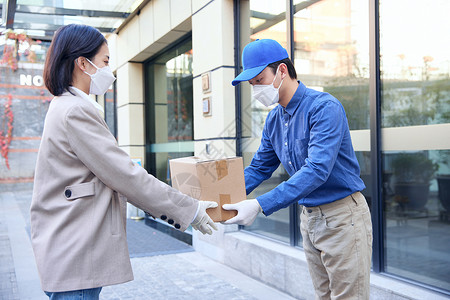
left=43, top=24, right=106, bottom=96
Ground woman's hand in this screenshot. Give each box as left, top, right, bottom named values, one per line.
left=191, top=201, right=218, bottom=235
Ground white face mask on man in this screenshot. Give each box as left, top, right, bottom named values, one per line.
left=83, top=58, right=116, bottom=95
left=252, top=66, right=284, bottom=107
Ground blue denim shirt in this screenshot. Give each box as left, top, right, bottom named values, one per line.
left=245, top=81, right=365, bottom=216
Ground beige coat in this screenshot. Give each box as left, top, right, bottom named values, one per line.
left=30, top=91, right=198, bottom=292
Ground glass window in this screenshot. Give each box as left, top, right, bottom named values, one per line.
left=380, top=0, right=450, bottom=291
left=292, top=0, right=370, bottom=245
left=239, top=0, right=289, bottom=244
left=104, top=84, right=117, bottom=138
left=145, top=38, right=194, bottom=183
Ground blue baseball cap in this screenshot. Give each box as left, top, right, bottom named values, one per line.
left=231, top=39, right=289, bottom=86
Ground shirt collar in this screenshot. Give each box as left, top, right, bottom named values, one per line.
left=69, top=86, right=104, bottom=113
left=284, top=81, right=306, bottom=116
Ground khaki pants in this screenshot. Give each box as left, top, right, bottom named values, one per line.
left=300, top=192, right=373, bottom=300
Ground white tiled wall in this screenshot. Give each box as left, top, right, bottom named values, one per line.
left=192, top=0, right=234, bottom=76
left=192, top=0, right=236, bottom=144
left=107, top=34, right=118, bottom=73
left=153, top=0, right=171, bottom=41
left=193, top=67, right=236, bottom=139
left=117, top=104, right=144, bottom=147
left=192, top=0, right=213, bottom=14
left=109, top=0, right=192, bottom=70
left=139, top=2, right=155, bottom=52
left=116, top=64, right=129, bottom=108
left=116, top=63, right=144, bottom=108
left=170, top=0, right=192, bottom=29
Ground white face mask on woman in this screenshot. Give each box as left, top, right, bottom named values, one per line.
left=252, top=66, right=284, bottom=107
left=83, top=58, right=116, bottom=95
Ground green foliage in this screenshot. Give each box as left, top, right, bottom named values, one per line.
left=324, top=79, right=370, bottom=130
left=392, top=152, right=438, bottom=184
left=382, top=79, right=450, bottom=127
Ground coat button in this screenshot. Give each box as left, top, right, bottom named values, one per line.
left=168, top=219, right=174, bottom=224
left=160, top=215, right=167, bottom=220
left=175, top=224, right=181, bottom=229
left=65, top=189, right=72, bottom=198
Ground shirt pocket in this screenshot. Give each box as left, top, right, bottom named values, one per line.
left=64, top=182, right=95, bottom=200
left=295, top=138, right=309, bottom=164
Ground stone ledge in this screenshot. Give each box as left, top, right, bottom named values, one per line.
left=195, top=230, right=449, bottom=300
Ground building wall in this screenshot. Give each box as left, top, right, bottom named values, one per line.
left=106, top=1, right=447, bottom=299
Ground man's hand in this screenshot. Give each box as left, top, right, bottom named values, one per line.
left=222, top=199, right=262, bottom=226
left=191, top=201, right=218, bottom=235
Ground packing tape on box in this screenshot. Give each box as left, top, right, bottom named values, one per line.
left=219, top=194, right=231, bottom=205
left=215, top=160, right=228, bottom=181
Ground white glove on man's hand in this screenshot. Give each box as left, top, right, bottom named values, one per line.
left=191, top=201, right=218, bottom=235
left=222, top=199, right=262, bottom=226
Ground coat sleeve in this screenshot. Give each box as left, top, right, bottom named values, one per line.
left=64, top=104, right=198, bottom=231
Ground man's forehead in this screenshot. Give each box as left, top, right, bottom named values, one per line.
left=253, top=67, right=269, bottom=78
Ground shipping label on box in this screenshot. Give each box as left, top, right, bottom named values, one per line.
left=169, top=156, right=246, bottom=222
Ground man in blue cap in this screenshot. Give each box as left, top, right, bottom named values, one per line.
left=222, top=39, right=372, bottom=299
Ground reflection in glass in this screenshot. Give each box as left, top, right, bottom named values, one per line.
left=293, top=0, right=370, bottom=130
left=240, top=0, right=289, bottom=243
left=357, top=151, right=372, bottom=209
left=145, top=39, right=194, bottom=183
left=383, top=151, right=449, bottom=291
left=247, top=165, right=291, bottom=244
left=104, top=87, right=116, bottom=137
left=380, top=0, right=450, bottom=291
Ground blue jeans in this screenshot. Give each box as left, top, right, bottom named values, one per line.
left=45, top=288, right=102, bottom=300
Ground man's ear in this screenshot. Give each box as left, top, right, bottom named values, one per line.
left=280, top=63, right=288, bottom=79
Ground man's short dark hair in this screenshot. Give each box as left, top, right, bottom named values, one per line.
left=267, top=58, right=297, bottom=80
left=43, top=24, right=107, bottom=96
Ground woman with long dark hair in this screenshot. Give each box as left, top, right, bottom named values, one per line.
left=31, top=24, right=217, bottom=299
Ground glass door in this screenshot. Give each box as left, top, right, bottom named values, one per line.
left=145, top=37, right=194, bottom=183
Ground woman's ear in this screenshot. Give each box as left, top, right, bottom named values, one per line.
left=74, top=57, right=87, bottom=72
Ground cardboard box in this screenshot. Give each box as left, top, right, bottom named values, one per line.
left=169, top=156, right=246, bottom=222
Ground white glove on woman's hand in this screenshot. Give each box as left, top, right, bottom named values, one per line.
left=191, top=201, right=218, bottom=235
left=222, top=199, right=262, bottom=226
